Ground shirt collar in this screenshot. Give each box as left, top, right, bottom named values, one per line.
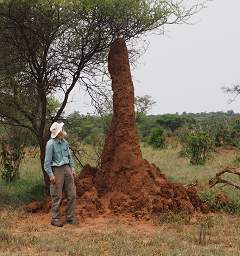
left=54, top=138, right=64, bottom=144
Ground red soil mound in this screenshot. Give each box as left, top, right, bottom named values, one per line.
left=73, top=38, right=209, bottom=219
left=28, top=38, right=209, bottom=219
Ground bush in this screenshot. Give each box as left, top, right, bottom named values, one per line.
left=148, top=127, right=166, bottom=149
left=0, top=143, right=24, bottom=182
left=199, top=117, right=240, bottom=148
left=179, top=129, right=214, bottom=165
left=0, top=126, right=34, bottom=182
left=230, top=119, right=240, bottom=148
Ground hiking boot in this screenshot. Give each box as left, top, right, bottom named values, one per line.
left=51, top=220, right=63, bottom=227
left=66, top=218, right=79, bottom=225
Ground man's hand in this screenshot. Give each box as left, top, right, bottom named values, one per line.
left=50, top=175, right=56, bottom=184
left=72, top=168, right=76, bottom=177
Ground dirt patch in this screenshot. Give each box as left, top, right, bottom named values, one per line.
left=215, top=146, right=239, bottom=156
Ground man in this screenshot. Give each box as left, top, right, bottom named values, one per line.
left=44, top=122, right=78, bottom=227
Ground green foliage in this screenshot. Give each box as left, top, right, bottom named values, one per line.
left=199, top=117, right=240, bottom=148
left=68, top=0, right=195, bottom=37
left=0, top=157, right=44, bottom=206
left=136, top=114, right=157, bottom=140
left=65, top=112, right=105, bottom=144
left=0, top=126, right=36, bottom=182
left=47, top=97, right=62, bottom=119
left=64, top=111, right=240, bottom=149
left=200, top=117, right=231, bottom=147
left=179, top=129, right=214, bottom=165
left=136, top=112, right=147, bottom=124
left=0, top=145, right=23, bottom=182
left=157, top=114, right=196, bottom=132
left=148, top=127, right=166, bottom=149
left=229, top=119, right=240, bottom=147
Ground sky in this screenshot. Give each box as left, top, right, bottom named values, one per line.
left=65, top=0, right=240, bottom=115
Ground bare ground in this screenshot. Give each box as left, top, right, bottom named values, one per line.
left=1, top=209, right=240, bottom=256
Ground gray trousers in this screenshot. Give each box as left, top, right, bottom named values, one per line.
left=50, top=165, right=76, bottom=221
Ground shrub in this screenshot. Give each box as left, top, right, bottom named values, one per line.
left=199, top=117, right=240, bottom=148
left=0, top=126, right=34, bottom=182
left=200, top=117, right=232, bottom=147
left=148, top=127, right=166, bottom=149
left=179, top=129, right=214, bottom=165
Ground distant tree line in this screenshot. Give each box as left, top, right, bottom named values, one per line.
left=1, top=109, right=240, bottom=182
left=62, top=110, right=240, bottom=146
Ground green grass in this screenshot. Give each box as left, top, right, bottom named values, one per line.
left=0, top=144, right=96, bottom=207
left=141, top=145, right=238, bottom=184
left=0, top=157, right=44, bottom=207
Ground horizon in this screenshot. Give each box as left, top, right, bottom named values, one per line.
left=64, top=109, right=240, bottom=117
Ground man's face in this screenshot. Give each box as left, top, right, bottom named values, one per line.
left=57, top=129, right=67, bottom=139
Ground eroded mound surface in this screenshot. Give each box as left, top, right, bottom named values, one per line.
left=73, top=38, right=209, bottom=219
left=74, top=164, right=209, bottom=219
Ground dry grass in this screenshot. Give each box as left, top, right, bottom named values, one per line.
left=141, top=145, right=238, bottom=184
left=1, top=212, right=240, bottom=256
left=1, top=146, right=240, bottom=255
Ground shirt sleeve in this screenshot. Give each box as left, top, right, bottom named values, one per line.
left=68, top=145, right=75, bottom=169
left=44, top=141, right=54, bottom=177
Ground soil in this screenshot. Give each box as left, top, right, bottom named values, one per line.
left=73, top=38, right=209, bottom=219
left=215, top=146, right=239, bottom=156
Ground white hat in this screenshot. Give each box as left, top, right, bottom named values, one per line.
left=50, top=122, right=64, bottom=139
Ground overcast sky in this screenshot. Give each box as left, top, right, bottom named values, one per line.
left=65, top=0, right=240, bottom=115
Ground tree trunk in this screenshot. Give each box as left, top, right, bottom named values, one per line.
left=39, top=138, right=50, bottom=195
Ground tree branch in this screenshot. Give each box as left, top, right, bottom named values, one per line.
left=209, top=166, right=240, bottom=190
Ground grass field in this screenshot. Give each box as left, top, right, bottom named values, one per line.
left=1, top=145, right=240, bottom=255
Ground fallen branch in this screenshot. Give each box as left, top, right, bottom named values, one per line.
left=209, top=166, right=240, bottom=190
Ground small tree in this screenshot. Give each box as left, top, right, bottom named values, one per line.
left=135, top=95, right=156, bottom=115
left=182, top=130, right=214, bottom=165
left=148, top=127, right=166, bottom=149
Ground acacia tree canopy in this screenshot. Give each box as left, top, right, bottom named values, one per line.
left=0, top=0, right=204, bottom=191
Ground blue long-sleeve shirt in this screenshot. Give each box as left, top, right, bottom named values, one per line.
left=44, top=138, right=75, bottom=177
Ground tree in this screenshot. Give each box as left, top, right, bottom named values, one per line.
left=65, top=112, right=104, bottom=142
left=157, top=114, right=196, bottom=132
left=134, top=95, right=156, bottom=114
left=178, top=128, right=214, bottom=165
left=0, top=0, right=203, bottom=193
left=223, top=85, right=240, bottom=103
